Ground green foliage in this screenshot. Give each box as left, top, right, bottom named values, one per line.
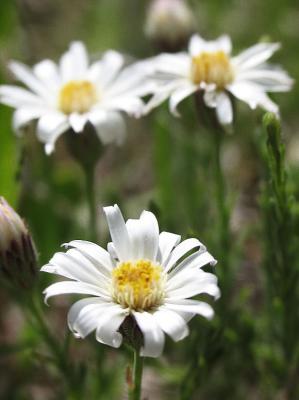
left=260, top=113, right=299, bottom=397
left=0, top=1, right=19, bottom=205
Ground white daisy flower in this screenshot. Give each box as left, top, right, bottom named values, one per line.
left=144, top=34, right=293, bottom=124
left=42, top=205, right=220, bottom=358
left=0, top=42, right=149, bottom=154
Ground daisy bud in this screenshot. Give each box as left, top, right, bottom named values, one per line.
left=145, top=0, right=195, bottom=52
left=0, top=197, right=37, bottom=291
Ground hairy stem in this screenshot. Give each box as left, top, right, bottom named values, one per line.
left=212, top=127, right=231, bottom=296
left=128, top=350, right=144, bottom=400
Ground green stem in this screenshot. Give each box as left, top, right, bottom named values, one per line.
left=212, top=128, right=231, bottom=297
left=129, top=350, right=144, bottom=400
left=195, top=93, right=231, bottom=280
left=84, top=166, right=97, bottom=242
left=213, top=129, right=230, bottom=254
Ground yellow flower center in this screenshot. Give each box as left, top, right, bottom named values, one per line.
left=112, top=259, right=165, bottom=311
left=59, top=80, right=97, bottom=114
left=191, top=51, right=234, bottom=88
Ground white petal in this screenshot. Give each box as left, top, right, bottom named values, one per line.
left=125, top=219, right=144, bottom=260
left=9, top=61, right=49, bottom=99
left=103, top=205, right=131, bottom=261
left=157, top=232, right=181, bottom=265
left=126, top=211, right=159, bottom=261
left=143, top=75, right=189, bottom=115
left=70, top=42, right=89, bottom=75
left=217, top=35, right=232, bottom=54
left=166, top=271, right=220, bottom=300
left=164, top=238, right=202, bottom=272
left=46, top=248, right=109, bottom=284
left=233, top=43, right=280, bottom=70
left=189, top=34, right=231, bottom=56
left=60, top=41, right=89, bottom=81
left=164, top=299, right=215, bottom=320
left=168, top=250, right=217, bottom=278
left=145, top=53, right=190, bottom=77
left=69, top=113, right=88, bottom=133
left=68, top=298, right=110, bottom=338
left=33, top=60, right=61, bottom=90
left=73, top=307, right=105, bottom=338
left=173, top=311, right=194, bottom=323
left=167, top=267, right=215, bottom=291
left=189, top=34, right=206, bottom=56
left=36, top=112, right=69, bottom=153
left=107, top=242, right=118, bottom=262
left=41, top=253, right=109, bottom=295
left=203, top=90, right=217, bottom=108
left=106, top=61, right=156, bottom=98
left=169, top=83, right=198, bottom=117
left=67, top=297, right=105, bottom=328
left=87, top=60, right=103, bottom=83
left=65, top=240, right=114, bottom=274
left=43, top=281, right=106, bottom=304
left=12, top=106, right=46, bottom=134
left=99, top=51, right=124, bottom=88
left=41, top=271, right=108, bottom=300
left=143, top=88, right=173, bottom=115
left=235, top=68, right=293, bottom=92
left=95, top=305, right=126, bottom=348
left=0, top=85, right=43, bottom=108
left=153, top=309, right=189, bottom=342
left=229, top=81, right=279, bottom=114
left=100, top=96, right=144, bottom=118
left=140, top=211, right=159, bottom=261
left=89, top=110, right=126, bottom=145
left=133, top=311, right=165, bottom=358
left=215, top=92, right=233, bottom=125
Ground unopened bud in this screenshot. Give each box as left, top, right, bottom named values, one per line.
left=0, top=197, right=37, bottom=291
left=145, top=0, right=195, bottom=52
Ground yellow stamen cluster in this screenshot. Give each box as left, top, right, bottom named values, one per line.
left=112, top=259, right=165, bottom=311
left=191, top=51, right=234, bottom=88
left=59, top=80, right=97, bottom=114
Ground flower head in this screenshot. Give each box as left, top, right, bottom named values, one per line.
left=0, top=197, right=37, bottom=290
left=0, top=42, right=149, bottom=154
left=144, top=34, right=293, bottom=124
left=42, top=205, right=219, bottom=357
left=145, top=0, right=195, bottom=51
